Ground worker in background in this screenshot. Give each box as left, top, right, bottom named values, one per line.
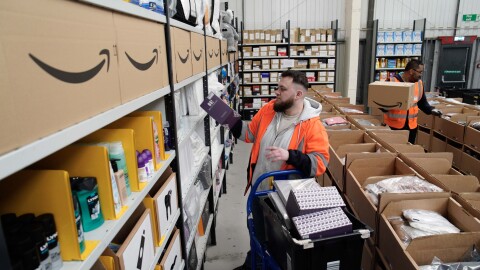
left=230, top=70, right=330, bottom=270
left=383, top=60, right=442, bottom=144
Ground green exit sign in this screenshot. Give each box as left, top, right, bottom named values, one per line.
left=463, top=14, right=480, bottom=22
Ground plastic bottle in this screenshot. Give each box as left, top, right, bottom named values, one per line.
left=36, top=214, right=62, bottom=270
left=24, top=222, right=51, bottom=270
left=12, top=233, right=41, bottom=270
left=107, top=160, right=123, bottom=214
left=110, top=159, right=128, bottom=206
left=151, top=118, right=162, bottom=163
left=109, top=142, right=131, bottom=196
left=141, top=150, right=154, bottom=177
left=137, top=155, right=148, bottom=183
left=70, top=177, right=104, bottom=232
left=72, top=194, right=86, bottom=253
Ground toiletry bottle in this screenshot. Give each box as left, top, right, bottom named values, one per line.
left=142, top=149, right=155, bottom=176
left=151, top=118, right=162, bottom=162
left=24, top=222, right=52, bottom=270
left=18, top=213, right=35, bottom=227
left=70, top=177, right=104, bottom=232
left=110, top=159, right=128, bottom=206
left=107, top=160, right=123, bottom=215
left=72, top=194, right=86, bottom=253
left=11, top=233, right=41, bottom=270
left=163, top=121, right=171, bottom=151
left=109, top=142, right=131, bottom=196
left=140, top=151, right=151, bottom=177
left=137, top=155, right=148, bottom=183
left=36, top=214, right=62, bottom=270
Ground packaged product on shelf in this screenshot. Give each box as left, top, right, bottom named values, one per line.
left=108, top=160, right=124, bottom=212
left=37, top=214, right=62, bottom=270
left=260, top=46, right=268, bottom=52
left=403, top=31, right=413, bottom=42
left=384, top=32, right=394, bottom=43
left=328, top=59, right=336, bottom=69
left=387, top=59, right=397, bottom=68
left=393, top=31, right=403, bottom=42
left=379, top=71, right=388, bottom=81
left=253, top=60, right=261, bottom=69
left=271, top=59, right=280, bottom=69
left=70, top=177, right=104, bottom=232
left=318, top=71, right=327, bottom=78
left=304, top=49, right=312, bottom=56
left=292, top=207, right=352, bottom=240
left=377, top=45, right=386, bottom=56
left=306, top=72, right=316, bottom=82
left=137, top=154, right=149, bottom=183
left=413, top=31, right=422, bottom=42
left=385, top=44, right=395, bottom=56
left=318, top=76, right=327, bottom=82
left=326, top=29, right=334, bottom=42
left=109, top=141, right=132, bottom=196
left=277, top=47, right=287, bottom=56
left=395, top=44, right=405, bottom=56
left=404, top=44, right=414, bottom=55
left=243, top=31, right=249, bottom=42
left=377, top=32, right=385, bottom=43
left=260, top=31, right=265, bottom=43
left=249, top=31, right=255, bottom=42
left=413, top=44, right=422, bottom=55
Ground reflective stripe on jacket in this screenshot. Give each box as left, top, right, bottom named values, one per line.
left=240, top=98, right=330, bottom=194
left=384, top=77, right=423, bottom=129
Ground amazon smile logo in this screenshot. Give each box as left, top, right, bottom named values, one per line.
left=208, top=50, right=214, bottom=58
left=29, top=49, right=110, bottom=84
left=178, top=49, right=190, bottom=64
left=193, top=49, right=203, bottom=61
left=214, top=50, right=219, bottom=57
left=373, top=101, right=403, bottom=108
left=125, top=49, right=158, bottom=71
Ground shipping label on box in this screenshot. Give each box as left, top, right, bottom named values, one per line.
left=412, top=31, right=422, bottom=42
left=327, top=29, right=334, bottom=42
left=368, top=81, right=415, bottom=110
left=328, top=50, right=335, bottom=56
left=377, top=32, right=385, bottom=43
left=281, top=59, right=295, bottom=69
left=404, top=44, right=414, bottom=55
left=271, top=63, right=279, bottom=69
left=377, top=45, right=385, bottom=56
left=327, top=71, right=335, bottom=77
left=395, top=44, right=405, bottom=56
left=384, top=32, right=394, bottom=42
left=262, top=59, right=270, bottom=64
left=261, top=85, right=269, bottom=90
left=269, top=46, right=276, bottom=51
left=319, top=51, right=328, bottom=57
left=244, top=52, right=251, bottom=57
left=260, top=31, right=265, bottom=41
left=265, top=33, right=271, bottom=41
left=320, top=63, right=327, bottom=69
left=403, top=31, right=412, bottom=42
left=385, top=44, right=395, bottom=56
left=243, top=31, right=249, bottom=41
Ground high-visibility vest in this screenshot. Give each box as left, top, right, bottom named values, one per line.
left=383, top=77, right=423, bottom=129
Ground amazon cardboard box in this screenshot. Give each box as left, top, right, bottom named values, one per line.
left=377, top=197, right=480, bottom=270
left=105, top=205, right=155, bottom=270
left=114, top=13, right=168, bottom=103
left=191, top=32, right=206, bottom=76
left=0, top=0, right=122, bottom=156
left=172, top=27, right=192, bottom=82
left=416, top=128, right=431, bottom=151
left=367, top=130, right=413, bottom=152
left=345, top=156, right=447, bottom=237
left=220, top=40, right=228, bottom=65
left=433, top=107, right=480, bottom=143
left=326, top=130, right=378, bottom=191
left=206, top=36, right=220, bottom=69
left=368, top=82, right=415, bottom=111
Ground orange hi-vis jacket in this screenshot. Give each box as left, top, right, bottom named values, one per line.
left=239, top=98, right=329, bottom=194
left=384, top=77, right=424, bottom=129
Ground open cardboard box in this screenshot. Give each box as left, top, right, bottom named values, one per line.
left=325, top=97, right=350, bottom=104
left=460, top=146, right=480, bottom=179
left=346, top=115, right=387, bottom=130
left=464, top=118, right=480, bottom=151
left=320, top=115, right=356, bottom=130
left=433, top=107, right=480, bottom=143
left=377, top=197, right=480, bottom=270
left=345, top=155, right=448, bottom=241
left=367, top=130, right=416, bottom=153
left=335, top=104, right=367, bottom=115
left=326, top=130, right=378, bottom=191
left=417, top=104, right=456, bottom=129
left=104, top=205, right=155, bottom=270
left=454, top=192, right=480, bottom=221
left=416, top=128, right=431, bottom=151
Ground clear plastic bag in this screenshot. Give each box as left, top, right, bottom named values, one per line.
left=198, top=155, right=212, bottom=190
left=419, top=256, right=480, bottom=270
left=387, top=216, right=412, bottom=245
left=364, top=176, right=443, bottom=206
left=403, top=209, right=460, bottom=235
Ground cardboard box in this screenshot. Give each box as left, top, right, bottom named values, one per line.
left=378, top=197, right=480, bottom=270
left=433, top=108, right=479, bottom=143
left=431, top=132, right=447, bottom=152
left=362, top=242, right=375, bottom=270
left=454, top=193, right=480, bottom=221
left=107, top=205, right=155, bottom=270
left=368, top=82, right=415, bottom=110
left=465, top=119, right=480, bottom=151
left=416, top=128, right=431, bottom=151
left=446, top=141, right=463, bottom=168
left=220, top=40, right=228, bottom=65
left=345, top=156, right=445, bottom=235
left=0, top=0, right=122, bottom=155
left=460, top=147, right=480, bottom=179
left=206, top=36, right=220, bottom=70
left=172, top=27, right=194, bottom=83
left=158, top=228, right=183, bottom=270
left=191, top=32, right=206, bottom=76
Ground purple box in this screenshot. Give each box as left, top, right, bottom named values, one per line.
left=201, top=92, right=240, bottom=129
left=292, top=207, right=352, bottom=239
left=286, top=186, right=345, bottom=217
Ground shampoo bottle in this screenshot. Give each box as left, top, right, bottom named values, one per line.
left=109, top=142, right=131, bottom=196
left=70, top=177, right=104, bottom=232
left=142, top=149, right=155, bottom=176
left=110, top=159, right=128, bottom=206
left=137, top=155, right=148, bottom=183
left=36, top=214, right=62, bottom=270
left=151, top=118, right=162, bottom=162
left=107, top=160, right=122, bottom=215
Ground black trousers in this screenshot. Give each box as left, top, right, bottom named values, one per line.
left=390, top=126, right=418, bottom=144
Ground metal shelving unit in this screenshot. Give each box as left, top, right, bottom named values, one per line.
left=195, top=214, right=214, bottom=270
left=148, top=209, right=181, bottom=270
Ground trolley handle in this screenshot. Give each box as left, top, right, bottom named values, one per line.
left=246, top=169, right=303, bottom=216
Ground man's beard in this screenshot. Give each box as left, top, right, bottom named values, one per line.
left=273, top=96, right=295, bottom=112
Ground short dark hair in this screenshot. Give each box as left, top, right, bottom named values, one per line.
left=405, top=59, right=424, bottom=71
left=281, top=70, right=309, bottom=90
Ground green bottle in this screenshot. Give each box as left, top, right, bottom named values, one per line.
left=70, top=177, right=104, bottom=232
left=72, top=193, right=86, bottom=253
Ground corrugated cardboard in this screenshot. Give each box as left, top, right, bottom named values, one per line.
left=416, top=129, right=431, bottom=151
left=191, top=32, right=206, bottom=75
left=114, top=13, right=167, bottom=103
left=368, top=82, right=415, bottom=110
left=431, top=132, right=447, bottom=152
left=367, top=130, right=412, bottom=152
left=431, top=174, right=479, bottom=193
left=220, top=40, right=228, bottom=65
left=433, top=107, right=480, bottom=142
left=446, top=142, right=463, bottom=168
left=454, top=193, right=480, bottom=221
left=378, top=197, right=480, bottom=270
left=0, top=0, right=121, bottom=155
left=206, top=37, right=220, bottom=69
left=465, top=118, right=480, bottom=151
left=171, top=27, right=192, bottom=83
left=460, top=148, right=480, bottom=179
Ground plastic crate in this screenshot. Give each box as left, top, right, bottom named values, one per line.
left=258, top=196, right=372, bottom=270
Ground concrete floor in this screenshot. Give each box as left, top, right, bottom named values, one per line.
left=204, top=140, right=252, bottom=270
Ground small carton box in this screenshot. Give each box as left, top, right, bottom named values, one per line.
left=368, top=81, right=415, bottom=110
left=393, top=31, right=403, bottom=42
left=385, top=44, right=395, bottom=56
left=465, top=119, right=480, bottom=151
left=376, top=45, right=385, bottom=56
left=249, top=31, right=255, bottom=43
left=320, top=29, right=327, bottom=42
left=312, top=46, right=320, bottom=52
left=403, top=31, right=412, bottom=42
left=260, top=46, right=268, bottom=52
left=326, top=29, right=334, bottom=42
left=243, top=30, right=249, bottom=42
left=413, top=44, right=422, bottom=55
left=268, top=51, right=276, bottom=56
left=412, top=31, right=422, bottom=42
left=377, top=32, right=385, bottom=43
left=277, top=47, right=287, bottom=56
left=394, top=44, right=404, bottom=56
left=404, top=44, right=414, bottom=55
left=384, top=32, right=394, bottom=43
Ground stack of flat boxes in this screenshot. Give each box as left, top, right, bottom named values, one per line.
left=242, top=29, right=283, bottom=44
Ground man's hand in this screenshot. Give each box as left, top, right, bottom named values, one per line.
left=431, top=109, right=442, bottom=117
left=265, top=146, right=289, bottom=162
